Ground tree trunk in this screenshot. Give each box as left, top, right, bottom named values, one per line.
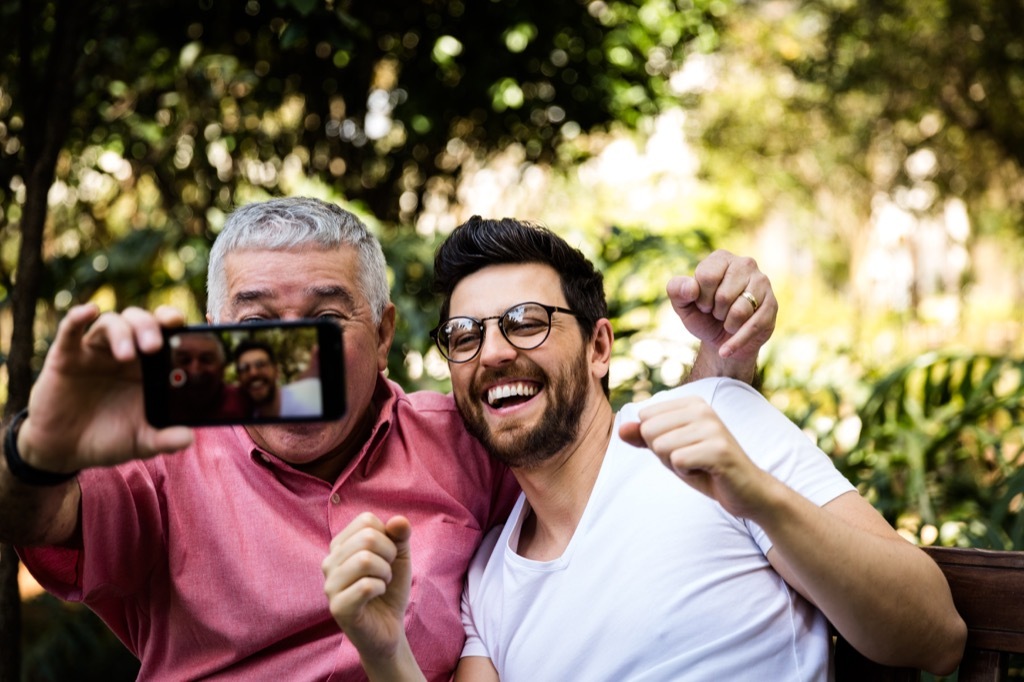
left=0, top=1, right=92, bottom=679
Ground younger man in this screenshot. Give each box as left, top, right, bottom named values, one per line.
left=323, top=217, right=967, bottom=680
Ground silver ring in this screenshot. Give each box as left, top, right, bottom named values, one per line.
left=741, top=291, right=759, bottom=312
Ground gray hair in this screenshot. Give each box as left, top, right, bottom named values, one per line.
left=206, top=197, right=390, bottom=323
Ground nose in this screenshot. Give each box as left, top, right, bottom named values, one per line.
left=476, top=319, right=517, bottom=366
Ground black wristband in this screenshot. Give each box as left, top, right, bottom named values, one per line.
left=3, top=409, right=79, bottom=486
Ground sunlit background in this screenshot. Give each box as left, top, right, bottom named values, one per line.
left=2, top=0, right=1024, bottom=676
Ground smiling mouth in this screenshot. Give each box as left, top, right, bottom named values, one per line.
left=486, top=382, right=540, bottom=408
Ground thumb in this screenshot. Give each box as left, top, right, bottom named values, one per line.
left=667, top=276, right=700, bottom=313
left=384, top=516, right=413, bottom=592
left=144, top=427, right=195, bottom=456
left=619, top=421, right=647, bottom=449
left=385, top=515, right=412, bottom=548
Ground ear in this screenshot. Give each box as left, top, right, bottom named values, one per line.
left=590, top=318, right=614, bottom=381
left=376, top=303, right=397, bottom=371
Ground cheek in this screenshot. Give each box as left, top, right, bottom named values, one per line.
left=342, top=343, right=383, bottom=395
left=449, top=367, right=476, bottom=401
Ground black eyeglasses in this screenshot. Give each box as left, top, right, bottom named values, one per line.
left=237, top=358, right=272, bottom=375
left=430, top=302, right=578, bottom=364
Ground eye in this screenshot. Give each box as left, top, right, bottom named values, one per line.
left=444, top=318, right=481, bottom=351
left=504, top=310, right=548, bottom=335
left=450, top=329, right=481, bottom=350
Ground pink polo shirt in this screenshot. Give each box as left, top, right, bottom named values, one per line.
left=19, top=377, right=519, bottom=681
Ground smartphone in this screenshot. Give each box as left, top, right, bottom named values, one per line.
left=141, top=319, right=345, bottom=427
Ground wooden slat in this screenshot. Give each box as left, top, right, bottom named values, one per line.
left=924, top=547, right=1024, bottom=655
left=835, top=546, right=1024, bottom=682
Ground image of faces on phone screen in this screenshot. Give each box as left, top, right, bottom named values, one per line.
left=142, top=319, right=344, bottom=427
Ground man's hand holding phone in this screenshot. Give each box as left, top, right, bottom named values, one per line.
left=17, top=304, right=195, bottom=477
left=16, top=305, right=346, bottom=479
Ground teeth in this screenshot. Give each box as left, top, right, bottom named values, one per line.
left=487, top=382, right=539, bottom=406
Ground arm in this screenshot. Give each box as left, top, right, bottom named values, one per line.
left=620, top=397, right=966, bottom=675
left=322, top=513, right=426, bottom=682
left=0, top=304, right=193, bottom=546
left=454, top=657, right=499, bottom=682
left=764, top=490, right=966, bottom=674
left=676, top=250, right=777, bottom=384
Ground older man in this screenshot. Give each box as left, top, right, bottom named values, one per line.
left=1, top=198, right=774, bottom=679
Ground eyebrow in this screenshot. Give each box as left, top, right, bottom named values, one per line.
left=231, top=284, right=359, bottom=309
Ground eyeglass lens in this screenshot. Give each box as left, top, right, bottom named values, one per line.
left=440, top=303, right=554, bottom=361
left=238, top=359, right=271, bottom=374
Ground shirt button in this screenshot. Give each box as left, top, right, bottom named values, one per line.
left=330, top=493, right=341, bottom=505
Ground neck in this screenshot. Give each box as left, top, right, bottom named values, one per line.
left=300, top=405, right=376, bottom=482
left=512, top=396, right=615, bottom=561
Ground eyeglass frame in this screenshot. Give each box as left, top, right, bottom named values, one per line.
left=236, top=357, right=274, bottom=375
left=430, top=301, right=579, bottom=364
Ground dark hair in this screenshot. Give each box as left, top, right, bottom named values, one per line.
left=233, top=339, right=276, bottom=366
left=433, top=217, right=607, bottom=337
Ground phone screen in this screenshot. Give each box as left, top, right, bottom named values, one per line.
left=141, top=319, right=345, bottom=427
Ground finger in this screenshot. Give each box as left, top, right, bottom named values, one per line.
left=118, top=307, right=170, bottom=355
left=324, top=564, right=390, bottom=625
left=383, top=516, right=413, bottom=588
left=329, top=512, right=386, bottom=552
left=326, top=573, right=390, bottom=627
left=719, top=287, right=778, bottom=358
left=384, top=516, right=412, bottom=546
left=636, top=395, right=706, bottom=423
left=331, top=525, right=400, bottom=571
left=709, top=255, right=762, bottom=321
left=323, top=548, right=395, bottom=596
left=666, top=276, right=700, bottom=314
left=636, top=399, right=716, bottom=454
left=717, top=268, right=770, bottom=333
left=692, top=251, right=732, bottom=314
left=84, top=311, right=140, bottom=361
left=140, top=426, right=195, bottom=456
left=50, top=304, right=101, bottom=355
left=618, top=421, right=646, bottom=448
left=153, top=305, right=187, bottom=328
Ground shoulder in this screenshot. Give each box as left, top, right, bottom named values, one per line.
left=403, top=387, right=461, bottom=413
left=391, top=382, right=472, bottom=434
left=619, top=378, right=766, bottom=420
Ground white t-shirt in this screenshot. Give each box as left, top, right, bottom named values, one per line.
left=461, top=378, right=854, bottom=681
left=279, top=378, right=323, bottom=417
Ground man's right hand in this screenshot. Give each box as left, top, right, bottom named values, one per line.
left=17, top=303, right=194, bottom=475
left=323, top=513, right=424, bottom=680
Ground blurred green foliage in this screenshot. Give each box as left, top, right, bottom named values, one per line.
left=21, top=595, right=139, bottom=681
left=4, top=0, right=1024, bottom=678
left=768, top=351, right=1024, bottom=551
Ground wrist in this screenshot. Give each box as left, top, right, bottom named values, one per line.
left=688, top=343, right=758, bottom=386
left=4, top=410, right=79, bottom=486
left=359, top=634, right=426, bottom=682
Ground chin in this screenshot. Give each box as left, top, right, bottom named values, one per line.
left=249, top=423, right=338, bottom=459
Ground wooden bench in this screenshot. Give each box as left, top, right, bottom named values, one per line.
left=835, top=546, right=1024, bottom=681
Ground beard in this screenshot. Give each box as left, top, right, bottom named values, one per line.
left=455, top=349, right=590, bottom=470
left=244, top=379, right=277, bottom=406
